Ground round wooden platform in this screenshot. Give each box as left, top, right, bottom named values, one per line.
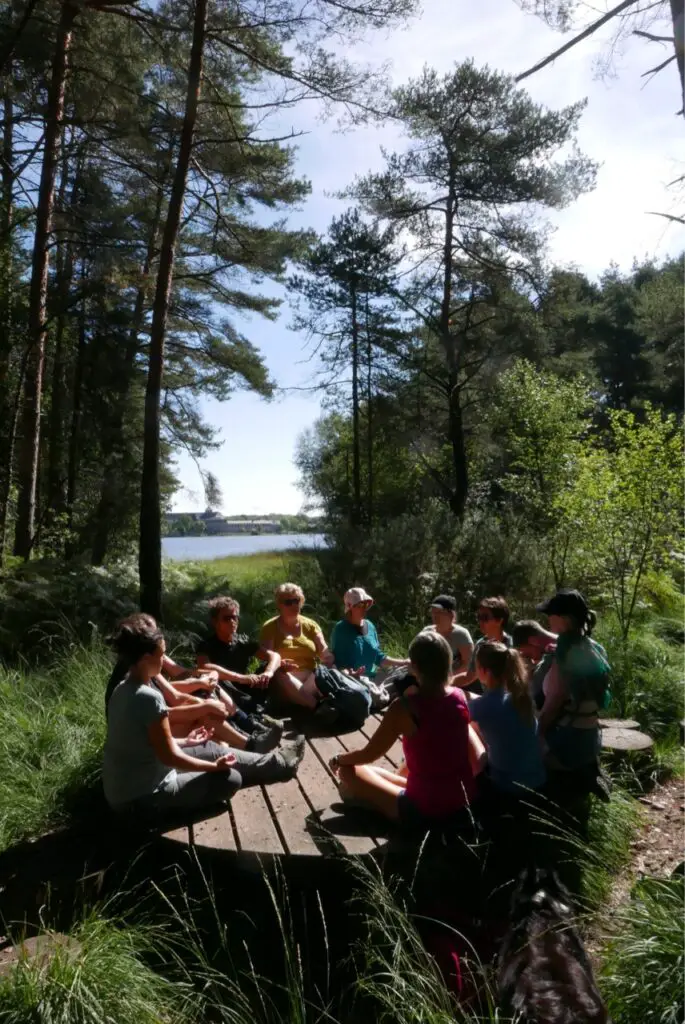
left=163, top=714, right=402, bottom=861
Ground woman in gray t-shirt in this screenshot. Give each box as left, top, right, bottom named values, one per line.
left=103, top=623, right=240, bottom=813
left=103, top=620, right=305, bottom=817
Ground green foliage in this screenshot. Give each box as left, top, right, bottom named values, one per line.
left=558, top=405, right=683, bottom=639
left=0, top=915, right=189, bottom=1024
left=488, top=359, right=592, bottom=551
left=600, top=876, right=685, bottom=1024
left=0, top=646, right=108, bottom=853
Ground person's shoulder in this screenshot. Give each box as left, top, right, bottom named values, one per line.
left=234, top=632, right=255, bottom=648
left=196, top=632, right=218, bottom=655
left=451, top=624, right=473, bottom=643
left=447, top=686, right=469, bottom=708
left=260, top=616, right=278, bottom=633
left=300, top=615, right=322, bottom=634
left=331, top=618, right=347, bottom=633
left=503, top=632, right=513, bottom=647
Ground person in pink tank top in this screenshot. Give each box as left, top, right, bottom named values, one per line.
left=330, top=633, right=486, bottom=825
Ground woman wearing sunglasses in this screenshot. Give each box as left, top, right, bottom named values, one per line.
left=259, top=583, right=334, bottom=710
left=452, top=596, right=513, bottom=693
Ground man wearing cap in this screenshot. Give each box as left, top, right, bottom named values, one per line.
left=418, top=595, right=474, bottom=675
left=330, top=588, right=410, bottom=679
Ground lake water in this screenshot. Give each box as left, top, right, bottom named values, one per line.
left=162, top=533, right=327, bottom=562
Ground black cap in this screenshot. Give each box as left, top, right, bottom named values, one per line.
left=537, top=589, right=588, bottom=620
left=431, top=594, right=457, bottom=612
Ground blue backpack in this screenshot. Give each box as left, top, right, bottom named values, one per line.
left=314, top=666, right=372, bottom=731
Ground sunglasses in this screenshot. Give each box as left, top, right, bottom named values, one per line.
left=477, top=612, right=493, bottom=622
left=280, top=597, right=300, bottom=606
left=220, top=614, right=238, bottom=622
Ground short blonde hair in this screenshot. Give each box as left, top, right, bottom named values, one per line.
left=275, top=582, right=304, bottom=605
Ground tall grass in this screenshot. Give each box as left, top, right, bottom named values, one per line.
left=0, top=645, right=108, bottom=852
left=600, top=876, right=685, bottom=1024
left=0, top=914, right=190, bottom=1024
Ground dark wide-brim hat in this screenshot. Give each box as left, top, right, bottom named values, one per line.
left=537, top=588, right=588, bottom=620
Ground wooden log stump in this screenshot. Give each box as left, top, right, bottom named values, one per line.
left=601, top=727, right=653, bottom=752
left=0, top=934, right=79, bottom=978
left=599, top=718, right=640, bottom=730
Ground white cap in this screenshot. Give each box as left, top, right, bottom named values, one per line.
left=344, top=587, right=374, bottom=610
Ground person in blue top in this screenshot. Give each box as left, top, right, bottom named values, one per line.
left=330, top=588, right=409, bottom=679
left=468, top=640, right=546, bottom=795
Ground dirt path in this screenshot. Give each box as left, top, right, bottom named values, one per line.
left=631, top=777, right=684, bottom=878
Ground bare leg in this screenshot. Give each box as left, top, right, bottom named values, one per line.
left=368, top=765, right=410, bottom=787
left=211, top=719, right=248, bottom=750
left=273, top=669, right=318, bottom=710
left=337, top=764, right=402, bottom=820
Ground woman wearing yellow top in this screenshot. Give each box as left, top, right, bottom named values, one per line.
left=260, top=583, right=334, bottom=710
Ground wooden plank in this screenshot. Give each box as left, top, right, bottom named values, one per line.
left=307, top=734, right=392, bottom=851
left=192, top=807, right=237, bottom=851
left=295, top=738, right=377, bottom=856
left=230, top=785, right=286, bottom=856
left=163, top=825, right=192, bottom=846
left=359, top=716, right=404, bottom=770
left=262, top=776, right=321, bottom=857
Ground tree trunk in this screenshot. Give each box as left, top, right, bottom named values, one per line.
left=13, top=1, right=76, bottom=558
left=65, top=273, right=87, bottom=551
left=92, top=174, right=168, bottom=566
left=671, top=0, right=684, bottom=112
left=46, top=165, right=76, bottom=519
left=139, top=0, right=208, bottom=617
left=439, top=173, right=468, bottom=517
left=365, top=294, right=373, bottom=525
left=350, top=273, right=362, bottom=526
left=0, top=73, right=14, bottom=561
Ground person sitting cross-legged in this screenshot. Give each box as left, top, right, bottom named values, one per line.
left=418, top=595, right=474, bottom=677
left=106, top=614, right=282, bottom=754
left=329, top=633, right=485, bottom=828
left=260, top=583, right=334, bottom=711
left=468, top=641, right=546, bottom=799
left=330, top=587, right=410, bottom=680
left=103, top=621, right=305, bottom=819
left=196, top=596, right=284, bottom=730
left=453, top=596, right=513, bottom=693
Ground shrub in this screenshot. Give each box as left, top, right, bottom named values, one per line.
left=600, top=876, right=684, bottom=1024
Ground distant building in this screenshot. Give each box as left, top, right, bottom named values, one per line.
left=166, top=512, right=282, bottom=536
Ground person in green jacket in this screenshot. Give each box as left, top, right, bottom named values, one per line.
left=536, top=589, right=610, bottom=772
left=330, top=588, right=409, bottom=679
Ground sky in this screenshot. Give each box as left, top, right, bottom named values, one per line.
left=171, top=0, right=684, bottom=516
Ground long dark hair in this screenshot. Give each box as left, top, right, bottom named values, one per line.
left=111, top=616, right=164, bottom=668
left=476, top=641, right=534, bottom=725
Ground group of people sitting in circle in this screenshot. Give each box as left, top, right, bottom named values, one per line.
left=102, top=582, right=611, bottom=833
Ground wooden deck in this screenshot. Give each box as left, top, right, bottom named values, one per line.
left=163, top=714, right=404, bottom=862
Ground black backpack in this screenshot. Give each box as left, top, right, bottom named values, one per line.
left=314, top=666, right=372, bottom=731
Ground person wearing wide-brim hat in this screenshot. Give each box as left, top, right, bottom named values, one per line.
left=535, top=588, right=611, bottom=774
left=330, top=588, right=410, bottom=680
